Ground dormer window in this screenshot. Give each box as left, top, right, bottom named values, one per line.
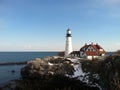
left=88, top=49, right=90, bottom=51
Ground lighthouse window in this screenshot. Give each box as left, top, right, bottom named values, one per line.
left=67, top=34, right=71, bottom=37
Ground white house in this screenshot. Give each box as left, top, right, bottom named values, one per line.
left=79, top=43, right=106, bottom=60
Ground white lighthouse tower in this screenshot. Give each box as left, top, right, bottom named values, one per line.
left=65, top=28, right=73, bottom=58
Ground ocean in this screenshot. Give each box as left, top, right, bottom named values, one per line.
left=0, top=52, right=58, bottom=85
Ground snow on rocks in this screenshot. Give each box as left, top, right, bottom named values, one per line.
left=66, top=58, right=102, bottom=89
left=48, top=62, right=54, bottom=66
left=67, top=58, right=89, bottom=83
left=23, top=57, right=102, bottom=89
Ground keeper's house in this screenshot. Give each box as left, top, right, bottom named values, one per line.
left=79, top=43, right=106, bottom=60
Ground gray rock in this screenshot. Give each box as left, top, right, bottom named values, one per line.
left=21, top=57, right=74, bottom=78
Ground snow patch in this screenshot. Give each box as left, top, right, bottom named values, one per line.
left=67, top=58, right=80, bottom=63
left=68, top=58, right=102, bottom=89
left=48, top=62, right=54, bottom=66
left=73, top=64, right=85, bottom=77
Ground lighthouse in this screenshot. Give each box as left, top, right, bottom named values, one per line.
left=65, top=28, right=73, bottom=58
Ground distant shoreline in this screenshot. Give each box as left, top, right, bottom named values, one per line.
left=0, top=61, right=27, bottom=66
left=0, top=51, right=115, bottom=52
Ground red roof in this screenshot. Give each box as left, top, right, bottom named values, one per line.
left=92, top=44, right=102, bottom=51
left=86, top=51, right=98, bottom=56
left=95, top=44, right=102, bottom=49
left=80, top=45, right=89, bottom=51
left=80, top=43, right=106, bottom=56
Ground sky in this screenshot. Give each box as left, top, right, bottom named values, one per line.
left=0, top=0, right=120, bottom=51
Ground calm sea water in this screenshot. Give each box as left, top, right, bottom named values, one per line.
left=0, top=52, right=58, bottom=85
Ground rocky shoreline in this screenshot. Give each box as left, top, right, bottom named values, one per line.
left=17, top=56, right=100, bottom=90
left=18, top=55, right=120, bottom=90
left=0, top=56, right=99, bottom=90
left=1, top=54, right=120, bottom=90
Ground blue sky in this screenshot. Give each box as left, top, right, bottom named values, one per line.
left=0, top=0, right=120, bottom=51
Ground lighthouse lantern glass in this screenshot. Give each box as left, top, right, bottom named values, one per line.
left=68, top=30, right=71, bottom=34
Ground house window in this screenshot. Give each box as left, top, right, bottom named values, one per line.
left=88, top=49, right=90, bottom=51
left=82, top=53, right=84, bottom=55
